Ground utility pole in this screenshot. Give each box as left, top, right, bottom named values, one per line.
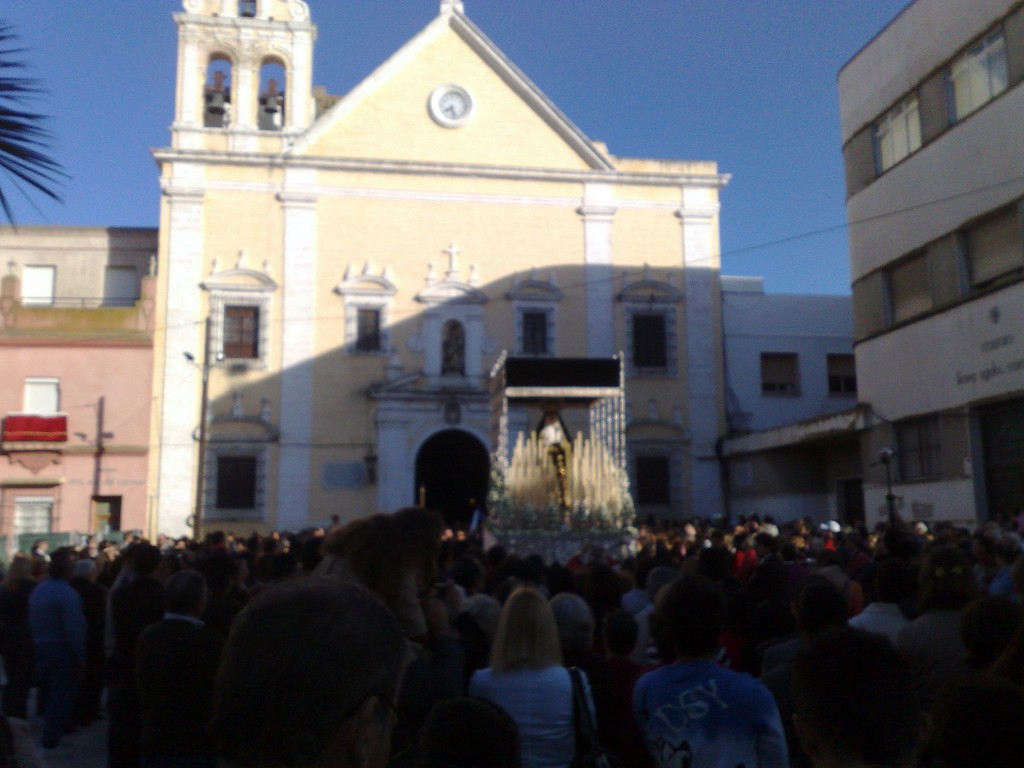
left=91, top=395, right=106, bottom=499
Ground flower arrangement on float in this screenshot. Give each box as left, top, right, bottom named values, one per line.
left=486, top=430, right=635, bottom=535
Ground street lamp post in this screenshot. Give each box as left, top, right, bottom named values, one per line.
left=877, top=447, right=898, bottom=527
left=185, top=316, right=213, bottom=542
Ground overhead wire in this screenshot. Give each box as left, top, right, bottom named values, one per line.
left=6, top=170, right=1023, bottom=342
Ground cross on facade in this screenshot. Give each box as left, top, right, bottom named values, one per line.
left=443, top=243, right=461, bottom=278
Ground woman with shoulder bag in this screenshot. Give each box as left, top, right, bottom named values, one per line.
left=470, top=587, right=598, bottom=768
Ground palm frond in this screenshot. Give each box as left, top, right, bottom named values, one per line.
left=0, top=22, right=66, bottom=224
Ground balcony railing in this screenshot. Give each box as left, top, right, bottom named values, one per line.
left=21, top=296, right=139, bottom=309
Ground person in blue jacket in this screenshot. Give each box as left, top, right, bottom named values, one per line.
left=28, top=548, right=86, bottom=751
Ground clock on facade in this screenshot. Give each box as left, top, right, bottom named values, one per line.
left=429, top=85, right=474, bottom=127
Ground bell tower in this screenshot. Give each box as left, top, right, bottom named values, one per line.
left=172, top=0, right=317, bottom=151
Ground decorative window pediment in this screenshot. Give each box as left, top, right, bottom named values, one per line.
left=201, top=251, right=278, bottom=292
left=335, top=264, right=396, bottom=355
left=202, top=251, right=276, bottom=369
left=618, top=265, right=682, bottom=305
left=334, top=263, right=397, bottom=298
left=506, top=270, right=562, bottom=303
left=202, top=393, right=276, bottom=523
left=205, top=393, right=279, bottom=443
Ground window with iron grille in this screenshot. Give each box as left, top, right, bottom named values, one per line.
left=356, top=308, right=382, bottom=352
left=632, top=314, right=667, bottom=370
left=521, top=311, right=548, bottom=356
left=223, top=305, right=260, bottom=359
left=216, top=456, right=257, bottom=509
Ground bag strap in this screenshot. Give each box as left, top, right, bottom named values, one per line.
left=568, top=666, right=600, bottom=751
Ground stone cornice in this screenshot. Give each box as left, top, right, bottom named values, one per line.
left=675, top=206, right=721, bottom=222
left=152, top=148, right=730, bottom=189
left=161, top=183, right=207, bottom=200
left=576, top=204, right=618, bottom=220
left=276, top=191, right=318, bottom=206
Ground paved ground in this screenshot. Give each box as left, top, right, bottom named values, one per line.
left=35, top=716, right=106, bottom=768
left=20, top=690, right=107, bottom=768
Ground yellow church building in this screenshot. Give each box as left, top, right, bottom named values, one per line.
left=148, top=0, right=729, bottom=537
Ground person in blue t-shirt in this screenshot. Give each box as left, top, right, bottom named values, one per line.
left=633, top=574, right=788, bottom=768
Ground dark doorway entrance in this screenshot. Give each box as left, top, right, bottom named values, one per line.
left=92, top=495, right=122, bottom=534
left=836, top=477, right=865, bottom=527
left=414, top=430, right=489, bottom=529
left=980, top=398, right=1024, bottom=523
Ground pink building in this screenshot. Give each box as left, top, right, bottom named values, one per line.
left=0, top=227, right=157, bottom=548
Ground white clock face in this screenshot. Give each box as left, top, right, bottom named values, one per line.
left=438, top=91, right=468, bottom=120
left=429, top=85, right=474, bottom=127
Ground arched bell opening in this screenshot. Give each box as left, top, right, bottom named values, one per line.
left=204, top=56, right=233, bottom=128
left=258, top=59, right=286, bottom=131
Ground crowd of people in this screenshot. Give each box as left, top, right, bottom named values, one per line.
left=1, top=509, right=1023, bottom=767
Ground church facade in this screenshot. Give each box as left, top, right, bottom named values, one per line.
left=149, top=0, right=728, bottom=537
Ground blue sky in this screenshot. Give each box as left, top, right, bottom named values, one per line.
left=3, top=1, right=908, bottom=294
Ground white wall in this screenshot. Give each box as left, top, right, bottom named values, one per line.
left=857, top=281, right=1024, bottom=418
left=722, top=277, right=855, bottom=432
left=863, top=478, right=976, bottom=529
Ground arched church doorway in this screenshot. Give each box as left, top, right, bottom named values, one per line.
left=414, top=430, right=489, bottom=529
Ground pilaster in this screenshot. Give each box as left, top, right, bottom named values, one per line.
left=677, top=200, right=724, bottom=518
left=275, top=178, right=318, bottom=531
left=578, top=184, right=617, bottom=357
left=376, top=410, right=412, bottom=513
left=157, top=183, right=206, bottom=536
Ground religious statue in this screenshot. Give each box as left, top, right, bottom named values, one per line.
left=539, top=411, right=572, bottom=509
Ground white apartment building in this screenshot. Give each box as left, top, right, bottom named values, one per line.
left=840, top=0, right=1024, bottom=527
left=720, top=277, right=863, bottom=524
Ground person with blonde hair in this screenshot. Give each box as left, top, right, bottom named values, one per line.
left=469, top=587, right=592, bottom=768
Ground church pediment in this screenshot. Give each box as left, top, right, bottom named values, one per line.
left=290, top=8, right=613, bottom=172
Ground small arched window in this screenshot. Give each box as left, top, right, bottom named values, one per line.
left=258, top=59, right=286, bottom=131
left=204, top=58, right=232, bottom=128
left=239, top=1, right=257, bottom=18
left=441, top=320, right=465, bottom=376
